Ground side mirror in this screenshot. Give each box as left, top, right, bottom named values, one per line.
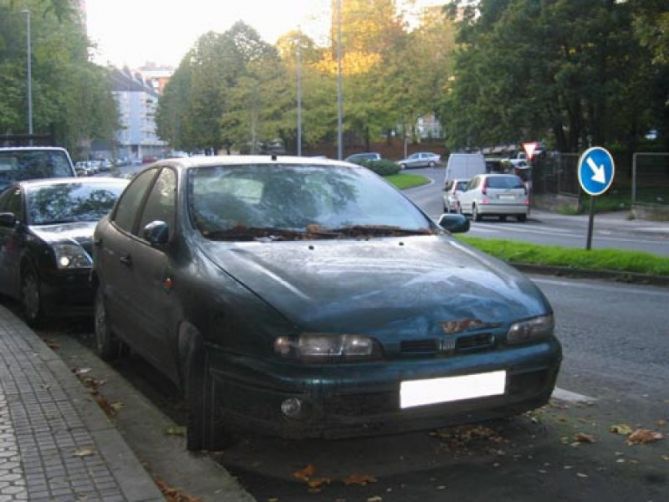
left=0, top=212, right=17, bottom=228
left=438, top=213, right=470, bottom=234
left=142, top=220, right=170, bottom=246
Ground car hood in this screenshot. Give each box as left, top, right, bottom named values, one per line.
left=30, top=221, right=97, bottom=255
left=200, top=236, right=550, bottom=336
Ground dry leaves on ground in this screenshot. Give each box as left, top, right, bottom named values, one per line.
left=342, top=473, right=378, bottom=486
left=155, top=477, right=201, bottom=502
left=41, top=337, right=60, bottom=350
left=609, top=424, right=633, bottom=436
left=573, top=433, right=596, bottom=444
left=165, top=426, right=187, bottom=437
left=292, top=464, right=316, bottom=482
left=72, top=447, right=95, bottom=458
left=626, top=429, right=664, bottom=445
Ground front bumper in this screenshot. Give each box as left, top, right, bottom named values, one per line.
left=40, top=268, right=94, bottom=315
left=207, top=338, right=561, bottom=439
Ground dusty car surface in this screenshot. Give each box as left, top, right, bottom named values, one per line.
left=0, top=177, right=128, bottom=324
left=91, top=156, right=561, bottom=450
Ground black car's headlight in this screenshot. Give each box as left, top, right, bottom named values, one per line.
left=506, top=314, right=554, bottom=345
left=52, top=243, right=93, bottom=269
left=274, top=333, right=382, bottom=362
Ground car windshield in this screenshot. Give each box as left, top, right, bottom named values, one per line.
left=188, top=164, right=434, bottom=240
left=27, top=182, right=125, bottom=225
left=0, top=150, right=73, bottom=190
left=486, top=176, right=524, bottom=189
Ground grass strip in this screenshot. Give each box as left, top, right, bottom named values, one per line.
left=385, top=173, right=431, bottom=189
left=458, top=236, right=669, bottom=276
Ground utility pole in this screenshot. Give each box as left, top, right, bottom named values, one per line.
left=22, top=9, right=33, bottom=138
left=336, top=0, right=343, bottom=160
left=296, top=34, right=302, bottom=156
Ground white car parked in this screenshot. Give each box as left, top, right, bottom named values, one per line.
left=458, top=174, right=529, bottom=222
left=442, top=178, right=469, bottom=213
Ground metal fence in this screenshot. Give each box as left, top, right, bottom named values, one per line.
left=632, top=152, right=669, bottom=205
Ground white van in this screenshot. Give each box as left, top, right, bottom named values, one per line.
left=444, top=153, right=486, bottom=186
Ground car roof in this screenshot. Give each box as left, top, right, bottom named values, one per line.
left=152, top=155, right=362, bottom=171
left=15, top=176, right=128, bottom=189
left=480, top=173, right=520, bottom=178
left=0, top=146, right=69, bottom=153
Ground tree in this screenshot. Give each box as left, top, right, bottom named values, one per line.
left=439, top=0, right=665, bottom=154
left=0, top=0, right=119, bottom=155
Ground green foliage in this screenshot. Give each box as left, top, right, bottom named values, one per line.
left=0, top=0, right=119, bottom=154
left=459, top=236, right=669, bottom=276
left=360, top=159, right=401, bottom=176
left=440, top=0, right=668, bottom=153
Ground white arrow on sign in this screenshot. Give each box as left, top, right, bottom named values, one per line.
left=586, top=156, right=606, bottom=184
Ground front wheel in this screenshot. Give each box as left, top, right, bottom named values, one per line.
left=94, top=287, right=120, bottom=361
left=472, top=204, right=482, bottom=222
left=428, top=161, right=436, bottom=167
left=21, top=266, right=44, bottom=327
left=517, top=214, right=527, bottom=222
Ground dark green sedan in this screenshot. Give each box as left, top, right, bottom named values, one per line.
left=91, top=156, right=561, bottom=450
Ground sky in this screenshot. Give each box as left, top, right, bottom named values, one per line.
left=85, top=0, right=443, bottom=69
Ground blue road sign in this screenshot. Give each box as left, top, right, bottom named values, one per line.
left=578, top=146, right=615, bottom=196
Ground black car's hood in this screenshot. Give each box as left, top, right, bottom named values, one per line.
left=30, top=221, right=97, bottom=254
left=200, top=236, right=550, bottom=336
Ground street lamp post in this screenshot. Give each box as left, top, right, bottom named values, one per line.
left=22, top=9, right=33, bottom=137
left=296, top=36, right=302, bottom=157
left=336, top=0, right=343, bottom=160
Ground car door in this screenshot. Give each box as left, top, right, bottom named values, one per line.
left=97, top=168, right=159, bottom=344
left=459, top=176, right=479, bottom=214
left=0, top=187, right=26, bottom=298
left=121, top=167, right=179, bottom=378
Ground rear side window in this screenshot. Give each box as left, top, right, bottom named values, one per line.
left=486, top=176, right=524, bottom=189
left=113, top=169, right=157, bottom=233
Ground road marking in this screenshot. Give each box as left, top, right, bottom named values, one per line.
left=532, top=277, right=669, bottom=297
left=552, top=387, right=596, bottom=404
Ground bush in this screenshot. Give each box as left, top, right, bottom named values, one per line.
left=361, top=159, right=402, bottom=176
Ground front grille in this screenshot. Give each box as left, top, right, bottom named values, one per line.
left=400, top=339, right=438, bottom=354
left=456, top=333, right=495, bottom=352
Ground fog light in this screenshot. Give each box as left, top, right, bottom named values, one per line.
left=281, top=397, right=303, bottom=418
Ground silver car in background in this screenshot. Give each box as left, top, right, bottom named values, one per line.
left=442, top=178, right=469, bottom=213
left=397, top=152, right=441, bottom=169
left=459, top=173, right=529, bottom=222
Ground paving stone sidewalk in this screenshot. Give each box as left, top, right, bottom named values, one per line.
left=0, top=305, right=164, bottom=502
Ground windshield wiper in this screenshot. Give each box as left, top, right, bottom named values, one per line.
left=328, top=225, right=434, bottom=237
left=202, top=226, right=310, bottom=241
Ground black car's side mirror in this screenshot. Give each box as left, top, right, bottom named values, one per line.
left=0, top=212, right=17, bottom=228
left=438, top=213, right=470, bottom=234
left=142, top=220, right=170, bottom=246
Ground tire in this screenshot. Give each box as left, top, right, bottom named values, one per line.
left=517, top=214, right=527, bottom=222
left=472, top=204, right=482, bottom=222
left=500, top=215, right=507, bottom=222
left=94, top=287, right=120, bottom=361
left=400, top=163, right=407, bottom=170
left=185, top=336, right=232, bottom=451
left=21, top=265, right=44, bottom=327
left=428, top=161, right=436, bottom=167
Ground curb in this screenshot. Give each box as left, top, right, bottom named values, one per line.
left=510, top=262, right=669, bottom=287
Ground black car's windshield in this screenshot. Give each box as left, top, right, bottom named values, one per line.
left=0, top=150, right=74, bottom=190
left=27, top=182, right=125, bottom=225
left=188, top=164, right=434, bottom=240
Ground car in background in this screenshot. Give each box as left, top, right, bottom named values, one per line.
left=458, top=173, right=529, bottom=222
left=442, top=178, right=470, bottom=213
left=91, top=156, right=560, bottom=451
left=344, top=152, right=382, bottom=165
left=0, top=147, right=77, bottom=191
left=0, top=177, right=128, bottom=325
left=397, top=152, right=441, bottom=169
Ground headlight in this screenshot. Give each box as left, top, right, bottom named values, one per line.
left=506, top=314, right=554, bottom=345
left=52, top=243, right=93, bottom=269
left=274, top=333, right=381, bottom=362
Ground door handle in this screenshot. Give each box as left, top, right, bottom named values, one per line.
left=119, top=253, right=132, bottom=266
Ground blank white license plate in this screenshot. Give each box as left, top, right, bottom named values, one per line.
left=400, top=370, right=506, bottom=409
left=498, top=194, right=515, bottom=200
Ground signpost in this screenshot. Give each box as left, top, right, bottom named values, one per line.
left=577, top=146, right=615, bottom=250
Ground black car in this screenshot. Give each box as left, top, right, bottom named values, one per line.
left=91, top=156, right=561, bottom=451
left=0, top=177, right=128, bottom=324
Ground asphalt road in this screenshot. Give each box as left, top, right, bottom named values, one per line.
left=25, top=275, right=669, bottom=502
left=403, top=167, right=669, bottom=256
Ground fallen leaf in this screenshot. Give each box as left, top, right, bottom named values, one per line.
left=42, top=338, right=60, bottom=350
left=73, top=448, right=95, bottom=458
left=342, top=473, right=378, bottom=486
left=574, top=433, right=596, bottom=444
left=110, top=401, right=124, bottom=412
left=292, top=464, right=316, bottom=482
left=307, top=477, right=331, bottom=489
left=73, top=367, right=92, bottom=375
left=576, top=473, right=588, bottom=478
left=267, top=499, right=279, bottom=502
left=155, top=476, right=201, bottom=502
left=165, top=426, right=187, bottom=437
left=609, top=424, right=633, bottom=436
left=367, top=497, right=383, bottom=502
left=661, top=455, right=669, bottom=462
left=626, top=429, right=664, bottom=445
left=656, top=419, right=667, bottom=427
